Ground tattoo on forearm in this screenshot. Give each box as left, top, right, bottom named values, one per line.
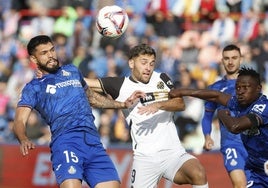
left=87, top=89, right=123, bottom=108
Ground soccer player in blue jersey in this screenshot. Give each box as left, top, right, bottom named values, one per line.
left=169, top=67, right=268, bottom=187
left=12, top=35, right=141, bottom=188
left=202, top=44, right=249, bottom=187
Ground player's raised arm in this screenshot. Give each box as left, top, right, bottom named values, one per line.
left=169, top=88, right=231, bottom=106
left=86, top=87, right=145, bottom=109
left=218, top=109, right=262, bottom=134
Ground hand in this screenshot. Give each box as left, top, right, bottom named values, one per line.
left=137, top=103, right=159, bottom=115
left=203, top=135, right=214, bottom=151
left=124, top=90, right=146, bottom=108
left=169, top=89, right=182, bottom=98
left=20, top=139, right=35, bottom=156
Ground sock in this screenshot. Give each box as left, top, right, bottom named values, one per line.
left=192, top=182, right=209, bottom=188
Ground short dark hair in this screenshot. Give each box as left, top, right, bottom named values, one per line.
left=222, top=44, right=241, bottom=56
left=27, top=35, right=53, bottom=56
left=238, top=66, right=261, bottom=85
left=128, top=44, right=156, bottom=60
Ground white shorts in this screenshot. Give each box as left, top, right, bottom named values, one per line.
left=130, top=150, right=195, bottom=188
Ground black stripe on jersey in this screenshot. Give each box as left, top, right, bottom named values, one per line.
left=160, top=73, right=174, bottom=89
left=99, top=77, right=125, bottom=99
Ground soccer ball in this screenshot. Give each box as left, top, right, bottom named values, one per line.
left=96, top=5, right=129, bottom=38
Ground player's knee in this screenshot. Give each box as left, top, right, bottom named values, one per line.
left=191, top=165, right=207, bottom=184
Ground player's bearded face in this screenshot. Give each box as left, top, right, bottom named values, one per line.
left=132, top=55, right=155, bottom=84
left=37, top=58, right=60, bottom=74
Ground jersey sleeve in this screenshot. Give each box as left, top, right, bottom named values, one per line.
left=201, top=109, right=214, bottom=135
left=99, top=77, right=125, bottom=99
left=248, top=98, right=268, bottom=127
left=160, top=73, right=174, bottom=89
left=201, top=84, right=218, bottom=135
left=17, top=83, right=37, bottom=109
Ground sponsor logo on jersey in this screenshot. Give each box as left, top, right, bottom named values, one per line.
left=46, top=84, right=57, bottom=94
left=140, top=91, right=168, bottom=104
left=252, top=104, right=266, bottom=114
left=45, top=80, right=82, bottom=94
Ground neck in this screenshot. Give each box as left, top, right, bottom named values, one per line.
left=226, top=73, right=238, bottom=80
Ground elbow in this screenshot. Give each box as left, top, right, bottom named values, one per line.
left=228, top=124, right=241, bottom=134
left=174, top=103, right=185, bottom=111
left=89, top=101, right=98, bottom=108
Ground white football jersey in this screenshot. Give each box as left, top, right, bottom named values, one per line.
left=99, top=71, right=186, bottom=156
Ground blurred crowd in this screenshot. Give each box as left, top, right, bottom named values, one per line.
left=1, top=0, right=268, bottom=150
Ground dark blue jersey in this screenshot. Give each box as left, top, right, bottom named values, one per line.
left=17, top=64, right=96, bottom=143
left=203, top=77, right=243, bottom=147
left=228, top=94, right=268, bottom=177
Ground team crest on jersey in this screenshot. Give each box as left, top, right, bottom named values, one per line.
left=252, top=104, right=266, bottom=114
left=68, top=166, right=76, bottom=174
left=230, top=159, right=237, bottom=166
left=62, top=70, right=71, bottom=76
left=157, top=81, right=164, bottom=89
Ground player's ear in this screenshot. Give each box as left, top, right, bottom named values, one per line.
left=128, top=59, right=134, bottom=69
left=29, top=55, right=37, bottom=64
left=257, top=84, right=262, bottom=92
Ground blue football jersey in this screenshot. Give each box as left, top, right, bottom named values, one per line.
left=17, top=64, right=97, bottom=143
left=205, top=77, right=243, bottom=147
left=228, top=94, right=268, bottom=178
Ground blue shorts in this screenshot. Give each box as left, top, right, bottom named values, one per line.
left=50, top=130, right=120, bottom=187
left=246, top=170, right=268, bottom=188
left=221, top=144, right=251, bottom=180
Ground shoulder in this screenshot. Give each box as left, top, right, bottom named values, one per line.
left=62, top=64, right=78, bottom=71
left=100, top=76, right=125, bottom=87
left=252, top=95, right=268, bottom=113
left=208, top=78, right=229, bottom=90
left=156, top=72, right=174, bottom=89
left=99, top=76, right=125, bottom=99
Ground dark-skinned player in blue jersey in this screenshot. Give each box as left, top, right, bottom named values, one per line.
left=12, top=35, right=141, bottom=188
left=169, top=67, right=268, bottom=187
left=201, top=44, right=249, bottom=188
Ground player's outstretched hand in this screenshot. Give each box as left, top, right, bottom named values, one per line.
left=137, top=103, right=159, bottom=115
left=125, top=90, right=146, bottom=108
left=20, top=139, right=35, bottom=156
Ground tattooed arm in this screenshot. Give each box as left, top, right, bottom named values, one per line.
left=86, top=87, right=145, bottom=109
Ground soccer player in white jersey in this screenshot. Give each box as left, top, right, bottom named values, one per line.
left=87, top=44, right=208, bottom=188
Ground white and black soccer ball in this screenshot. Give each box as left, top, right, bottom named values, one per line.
left=96, top=5, right=129, bottom=38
